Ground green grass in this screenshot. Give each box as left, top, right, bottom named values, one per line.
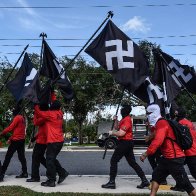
left=0, top=186, right=178, bottom=196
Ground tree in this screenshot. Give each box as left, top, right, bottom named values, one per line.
left=138, top=39, right=160, bottom=75
left=60, top=56, right=121, bottom=144
left=175, top=91, right=196, bottom=121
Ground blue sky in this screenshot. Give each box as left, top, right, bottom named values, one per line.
left=0, top=0, right=196, bottom=68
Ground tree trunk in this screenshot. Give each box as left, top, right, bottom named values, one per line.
left=78, top=122, right=83, bottom=145
left=87, top=135, right=90, bottom=144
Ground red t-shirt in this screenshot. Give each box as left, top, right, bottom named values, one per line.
left=179, top=118, right=196, bottom=156
left=118, top=115, right=133, bottom=140
left=147, top=119, right=185, bottom=159
left=2, top=115, right=26, bottom=141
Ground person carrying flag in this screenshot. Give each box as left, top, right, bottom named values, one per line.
left=26, top=103, right=48, bottom=182
left=102, top=105, right=149, bottom=189
left=34, top=100, right=68, bottom=187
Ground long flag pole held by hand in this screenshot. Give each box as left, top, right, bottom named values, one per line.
left=103, top=87, right=125, bottom=160
left=52, top=11, right=114, bottom=85
left=28, top=32, right=47, bottom=148
left=0, top=44, right=29, bottom=95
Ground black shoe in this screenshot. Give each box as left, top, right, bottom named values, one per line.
left=170, top=186, right=185, bottom=192
left=16, top=173, right=28, bottom=178
left=58, top=170, right=69, bottom=184
left=160, top=180, right=167, bottom=185
left=41, top=180, right=55, bottom=187
left=0, top=174, right=4, bottom=182
left=137, top=180, right=150, bottom=189
left=101, top=180, right=116, bottom=189
left=26, top=178, right=40, bottom=182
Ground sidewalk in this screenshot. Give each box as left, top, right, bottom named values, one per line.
left=0, top=175, right=192, bottom=195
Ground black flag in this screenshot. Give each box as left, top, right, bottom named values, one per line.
left=134, top=77, right=169, bottom=114
left=6, top=53, right=40, bottom=103
left=40, top=40, right=74, bottom=101
left=85, top=20, right=149, bottom=93
left=154, top=51, right=196, bottom=94
left=153, top=50, right=181, bottom=103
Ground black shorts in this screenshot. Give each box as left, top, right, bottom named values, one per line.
left=152, top=157, right=194, bottom=194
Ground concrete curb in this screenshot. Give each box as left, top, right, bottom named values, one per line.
left=0, top=175, right=192, bottom=195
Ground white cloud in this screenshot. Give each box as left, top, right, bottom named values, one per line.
left=120, top=16, right=151, bottom=33
left=17, top=0, right=38, bottom=17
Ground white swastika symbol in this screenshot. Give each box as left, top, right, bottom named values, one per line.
left=105, top=40, right=134, bottom=70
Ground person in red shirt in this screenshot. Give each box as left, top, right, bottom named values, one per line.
left=26, top=103, right=48, bottom=182
left=140, top=104, right=196, bottom=196
left=35, top=100, right=68, bottom=187
left=0, top=107, right=28, bottom=181
left=171, top=107, right=196, bottom=192
left=102, top=105, right=149, bottom=189
left=26, top=91, right=57, bottom=183
left=144, top=122, right=167, bottom=185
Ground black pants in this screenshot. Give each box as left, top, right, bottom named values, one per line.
left=31, top=143, right=47, bottom=179
left=147, top=149, right=162, bottom=170
left=46, top=142, right=64, bottom=181
left=186, top=156, right=196, bottom=180
left=152, top=157, right=194, bottom=194
left=1, top=139, right=27, bottom=175
left=110, top=140, right=146, bottom=180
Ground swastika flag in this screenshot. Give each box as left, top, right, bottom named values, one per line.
left=85, top=20, right=149, bottom=93
left=134, top=76, right=170, bottom=115
left=153, top=50, right=196, bottom=94
left=153, top=50, right=183, bottom=103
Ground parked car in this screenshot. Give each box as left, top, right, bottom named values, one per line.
left=96, top=120, right=147, bottom=149
left=96, top=133, right=118, bottom=149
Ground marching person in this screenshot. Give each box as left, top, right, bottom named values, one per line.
left=26, top=103, right=48, bottom=182
left=27, top=90, right=57, bottom=182
left=0, top=107, right=28, bottom=181
left=140, top=104, right=196, bottom=196
left=102, top=105, right=150, bottom=189
left=144, top=122, right=167, bottom=185
left=171, top=107, right=196, bottom=192
left=35, top=100, right=69, bottom=187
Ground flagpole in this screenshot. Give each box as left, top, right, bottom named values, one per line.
left=159, top=52, right=196, bottom=106
left=52, top=11, right=114, bottom=85
left=160, top=61, right=171, bottom=119
left=39, top=32, right=47, bottom=68
left=103, top=87, right=125, bottom=159
left=27, top=32, right=47, bottom=148
left=0, top=44, right=29, bottom=95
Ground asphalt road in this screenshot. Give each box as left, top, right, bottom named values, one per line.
left=0, top=150, right=190, bottom=176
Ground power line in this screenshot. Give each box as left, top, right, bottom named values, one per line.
left=0, top=4, right=196, bottom=9
left=2, top=44, right=196, bottom=48
left=0, top=34, right=196, bottom=41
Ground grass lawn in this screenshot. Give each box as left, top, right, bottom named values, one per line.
left=0, top=186, right=177, bottom=196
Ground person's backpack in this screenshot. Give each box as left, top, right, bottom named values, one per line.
left=166, top=119, right=193, bottom=150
